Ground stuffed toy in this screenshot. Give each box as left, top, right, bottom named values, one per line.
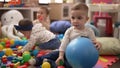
left=1, top=10, right=24, bottom=40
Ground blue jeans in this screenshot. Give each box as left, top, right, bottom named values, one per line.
left=39, top=37, right=61, bottom=50
left=35, top=51, right=72, bottom=68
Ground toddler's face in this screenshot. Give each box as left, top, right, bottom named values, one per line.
left=20, top=30, right=31, bottom=39
left=70, top=10, right=89, bottom=30
left=37, top=8, right=48, bottom=21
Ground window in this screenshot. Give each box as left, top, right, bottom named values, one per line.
left=39, top=0, right=64, bottom=4
left=0, top=0, right=10, bottom=2
left=39, top=0, right=50, bottom=4
left=55, top=0, right=63, bottom=3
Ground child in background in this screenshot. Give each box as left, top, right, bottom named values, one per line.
left=28, top=3, right=101, bottom=68
left=14, top=18, right=60, bottom=53
left=33, top=6, right=50, bottom=30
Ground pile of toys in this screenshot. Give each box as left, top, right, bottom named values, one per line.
left=0, top=37, right=65, bottom=68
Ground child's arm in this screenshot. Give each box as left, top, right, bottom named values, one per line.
left=20, top=34, right=37, bottom=53
left=88, top=28, right=101, bottom=50
left=93, top=40, right=101, bottom=50
left=56, top=28, right=71, bottom=65
left=56, top=51, right=64, bottom=65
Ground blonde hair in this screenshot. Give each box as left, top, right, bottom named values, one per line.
left=71, top=3, right=88, bottom=16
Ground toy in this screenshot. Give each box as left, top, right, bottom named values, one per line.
left=5, top=48, right=13, bottom=56
left=0, top=51, right=5, bottom=57
left=0, top=44, right=4, bottom=51
left=41, top=59, right=51, bottom=68
left=65, top=37, right=99, bottom=68
left=22, top=51, right=31, bottom=62
left=1, top=10, right=24, bottom=40
left=1, top=55, right=8, bottom=64
left=57, top=60, right=65, bottom=68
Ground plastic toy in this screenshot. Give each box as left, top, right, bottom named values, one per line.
left=0, top=51, right=5, bottom=57
left=5, top=48, right=13, bottom=56
left=65, top=37, right=99, bottom=68
left=31, top=49, right=39, bottom=57
left=41, top=59, right=51, bottom=68
left=1, top=10, right=24, bottom=40
left=22, top=52, right=31, bottom=62
left=0, top=44, right=4, bottom=50
left=2, top=55, right=7, bottom=64
left=8, top=0, right=21, bottom=5
left=57, top=60, right=65, bottom=68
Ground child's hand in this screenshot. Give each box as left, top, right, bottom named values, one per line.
left=93, top=40, right=101, bottom=50
left=55, top=56, right=64, bottom=65
left=17, top=50, right=23, bottom=56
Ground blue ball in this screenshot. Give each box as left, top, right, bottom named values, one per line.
left=65, top=37, right=99, bottom=68
left=0, top=51, right=5, bottom=57
left=32, top=49, right=39, bottom=56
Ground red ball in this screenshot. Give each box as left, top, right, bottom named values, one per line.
left=57, top=66, right=65, bottom=68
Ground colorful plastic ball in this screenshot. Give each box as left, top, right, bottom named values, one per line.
left=32, top=49, right=39, bottom=56
left=19, top=40, right=28, bottom=46
left=10, top=39, right=14, bottom=45
left=14, top=39, right=20, bottom=45
left=0, top=51, right=5, bottom=57
left=42, top=61, right=51, bottom=68
left=65, top=37, right=99, bottom=68
left=0, top=44, right=4, bottom=50
left=0, top=42, right=6, bottom=47
left=22, top=52, right=31, bottom=62
left=5, top=48, right=13, bottom=56
left=22, top=37, right=27, bottom=40
left=57, top=34, right=64, bottom=40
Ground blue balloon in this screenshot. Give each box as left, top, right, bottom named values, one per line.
left=65, top=37, right=99, bottom=68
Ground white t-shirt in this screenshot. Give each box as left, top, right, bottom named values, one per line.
left=22, top=23, right=55, bottom=52
left=59, top=26, right=96, bottom=52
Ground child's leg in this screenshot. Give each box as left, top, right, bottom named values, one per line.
left=39, top=37, right=61, bottom=50
left=32, top=51, right=59, bottom=66
left=29, top=51, right=72, bottom=68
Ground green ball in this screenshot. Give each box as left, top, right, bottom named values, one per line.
left=22, top=53, right=31, bottom=62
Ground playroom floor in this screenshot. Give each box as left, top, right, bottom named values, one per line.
left=109, top=60, right=120, bottom=68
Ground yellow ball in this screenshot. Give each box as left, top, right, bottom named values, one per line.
left=23, top=51, right=30, bottom=55
left=0, top=44, right=4, bottom=50
left=17, top=46, right=23, bottom=50
left=5, top=48, right=13, bottom=56
left=42, top=62, right=51, bottom=68
left=3, top=38, right=8, bottom=42
left=10, top=39, right=14, bottom=45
